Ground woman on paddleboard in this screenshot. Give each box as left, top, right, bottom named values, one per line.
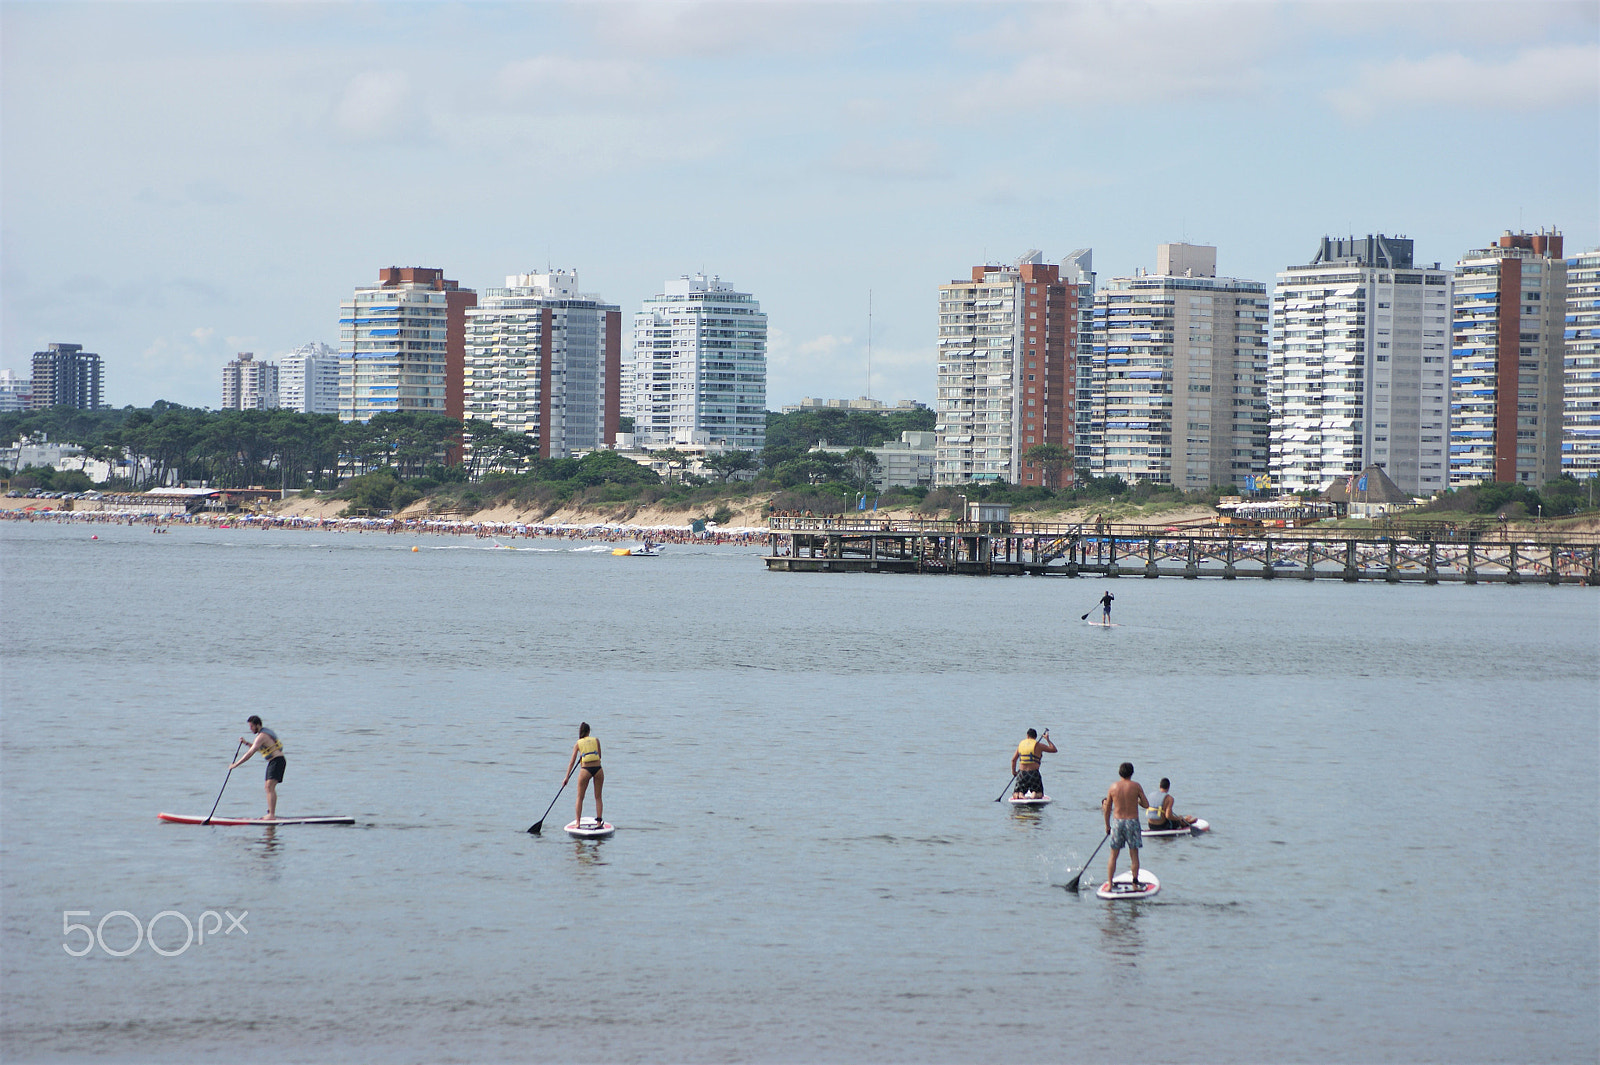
left=564, top=722, right=604, bottom=828
left=230, top=715, right=285, bottom=820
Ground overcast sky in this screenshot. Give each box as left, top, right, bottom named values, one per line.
left=3, top=1, right=1596, bottom=411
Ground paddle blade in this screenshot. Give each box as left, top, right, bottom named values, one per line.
left=1064, top=872, right=1083, bottom=892
left=527, top=822, right=542, bottom=835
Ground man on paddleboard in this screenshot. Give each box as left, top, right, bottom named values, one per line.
left=1099, top=590, right=1114, bottom=623
left=1102, top=762, right=1150, bottom=889
left=564, top=722, right=604, bottom=827
left=1148, top=777, right=1196, bottom=829
left=1011, top=728, right=1057, bottom=799
left=230, top=716, right=285, bottom=820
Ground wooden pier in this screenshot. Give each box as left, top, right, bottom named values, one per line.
left=764, top=516, right=1600, bottom=586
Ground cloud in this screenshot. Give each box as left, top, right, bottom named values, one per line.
left=1324, top=45, right=1600, bottom=120
left=335, top=70, right=414, bottom=138
left=190, top=327, right=215, bottom=343
left=494, top=55, right=663, bottom=108
left=969, top=2, right=1279, bottom=108
left=593, top=2, right=858, bottom=59
left=831, top=138, right=944, bottom=180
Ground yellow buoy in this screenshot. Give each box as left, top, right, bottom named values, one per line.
left=412, top=546, right=419, bottom=552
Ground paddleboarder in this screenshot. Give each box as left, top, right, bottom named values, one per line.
left=230, top=715, right=285, bottom=820
left=1098, top=590, right=1115, bottom=624
left=1102, top=762, right=1150, bottom=889
left=1010, top=728, right=1057, bottom=799
left=564, top=722, right=604, bottom=827
left=1148, top=777, right=1197, bottom=828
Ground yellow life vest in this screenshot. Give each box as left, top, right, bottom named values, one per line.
left=576, top=735, right=601, bottom=768
left=1016, top=738, right=1040, bottom=770
left=256, top=728, right=283, bottom=760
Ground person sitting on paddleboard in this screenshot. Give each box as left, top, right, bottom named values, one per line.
left=1099, top=590, right=1114, bottom=623
left=1011, top=728, right=1057, bottom=799
left=1103, top=762, right=1150, bottom=889
left=565, top=722, right=604, bottom=827
left=1148, top=777, right=1196, bottom=828
left=230, top=715, right=285, bottom=820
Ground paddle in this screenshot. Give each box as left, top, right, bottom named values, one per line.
left=1079, top=603, right=1097, bottom=621
left=994, top=772, right=1019, bottom=802
left=527, top=771, right=574, bottom=835
left=1064, top=832, right=1111, bottom=893
left=204, top=740, right=246, bottom=825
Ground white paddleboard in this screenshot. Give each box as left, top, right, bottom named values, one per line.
left=1086, top=620, right=1121, bottom=627
left=1008, top=794, right=1052, bottom=806
left=159, top=812, right=355, bottom=826
left=1144, top=817, right=1209, bottom=837
left=1097, top=869, right=1160, bottom=899
left=564, top=819, right=615, bottom=838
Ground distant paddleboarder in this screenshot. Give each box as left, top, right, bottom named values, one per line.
left=230, top=715, right=285, bottom=820
left=1099, top=590, right=1115, bottom=624
left=1102, top=762, right=1150, bottom=889
left=564, top=722, right=604, bottom=827
left=1011, top=728, right=1056, bottom=799
left=1148, top=777, right=1197, bottom=829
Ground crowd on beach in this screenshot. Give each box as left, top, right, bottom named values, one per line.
left=0, top=506, right=770, bottom=546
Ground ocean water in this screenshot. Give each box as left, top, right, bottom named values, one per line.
left=1, top=519, right=1596, bottom=1064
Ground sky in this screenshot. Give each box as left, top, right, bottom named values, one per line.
left=3, top=0, right=1596, bottom=411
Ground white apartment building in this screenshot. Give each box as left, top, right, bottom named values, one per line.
left=627, top=274, right=767, bottom=451
left=221, top=353, right=278, bottom=410
left=0, top=369, right=29, bottom=412
left=339, top=268, right=475, bottom=423
left=1564, top=248, right=1600, bottom=481
left=1064, top=249, right=1098, bottom=477
left=1451, top=230, right=1567, bottom=486
left=935, top=252, right=1076, bottom=487
left=464, top=270, right=621, bottom=459
left=1270, top=236, right=1452, bottom=497
left=813, top=431, right=937, bottom=489
left=279, top=343, right=340, bottom=414
left=1090, top=244, right=1269, bottom=490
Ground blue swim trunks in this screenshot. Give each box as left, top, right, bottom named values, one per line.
left=1109, top=817, right=1141, bottom=849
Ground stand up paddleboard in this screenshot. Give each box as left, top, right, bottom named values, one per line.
left=158, top=813, right=355, bottom=826
left=1144, top=818, right=1209, bottom=837
left=1097, top=870, right=1160, bottom=899
left=1008, top=795, right=1052, bottom=807
left=564, top=819, right=615, bottom=838
left=1086, top=620, right=1121, bottom=627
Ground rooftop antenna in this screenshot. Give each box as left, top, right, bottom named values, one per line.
left=866, top=289, right=873, bottom=402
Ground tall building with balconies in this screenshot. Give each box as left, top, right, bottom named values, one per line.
left=1063, top=249, right=1098, bottom=479
left=29, top=343, right=103, bottom=410
left=1089, top=244, right=1269, bottom=490
left=626, top=274, right=767, bottom=451
left=1563, top=248, right=1600, bottom=482
left=338, top=268, right=477, bottom=423
left=279, top=343, right=339, bottom=415
left=464, top=270, right=622, bottom=458
left=1450, top=229, right=1566, bottom=486
left=934, top=251, right=1078, bottom=486
left=221, top=352, right=279, bottom=410
left=1270, top=236, right=1452, bottom=497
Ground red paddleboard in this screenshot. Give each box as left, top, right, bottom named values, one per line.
left=158, top=813, right=354, bottom=825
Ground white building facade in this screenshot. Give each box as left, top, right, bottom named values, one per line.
left=813, top=431, right=937, bottom=489
left=221, top=353, right=279, bottom=410
left=0, top=369, right=29, bottom=412
left=1564, top=248, right=1600, bottom=481
left=338, top=268, right=475, bottom=423
left=626, top=275, right=767, bottom=451
left=464, top=271, right=621, bottom=459
left=1090, top=245, right=1270, bottom=490
left=1450, top=230, right=1567, bottom=486
left=1270, top=236, right=1452, bottom=497
left=279, top=343, right=340, bottom=414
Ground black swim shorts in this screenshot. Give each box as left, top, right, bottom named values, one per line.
left=1015, top=769, right=1042, bottom=794
left=265, top=756, right=286, bottom=783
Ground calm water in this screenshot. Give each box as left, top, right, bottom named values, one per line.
left=1, top=519, right=1596, bottom=1064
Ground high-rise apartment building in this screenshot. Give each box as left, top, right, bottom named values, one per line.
left=279, top=343, right=340, bottom=415
left=221, top=352, right=279, bottom=410
left=29, top=343, right=103, bottom=410
left=1089, top=244, right=1269, bottom=490
left=1563, top=248, right=1600, bottom=481
left=0, top=369, right=30, bottom=412
left=1270, top=236, right=1452, bottom=497
left=934, top=252, right=1077, bottom=486
left=464, top=270, right=622, bottom=458
left=626, top=274, right=767, bottom=451
left=1063, top=249, right=1098, bottom=478
left=339, top=267, right=477, bottom=423
left=1450, top=230, right=1566, bottom=486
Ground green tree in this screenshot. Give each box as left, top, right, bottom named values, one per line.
left=704, top=449, right=757, bottom=482
left=1024, top=443, right=1070, bottom=489
left=841, top=447, right=880, bottom=492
